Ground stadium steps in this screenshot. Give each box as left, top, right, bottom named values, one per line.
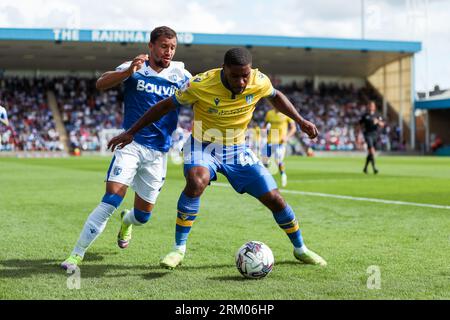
left=46, top=90, right=70, bottom=152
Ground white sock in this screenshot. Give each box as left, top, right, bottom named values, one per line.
left=174, top=244, right=186, bottom=254
left=294, top=245, right=309, bottom=255
left=72, top=202, right=116, bottom=258
left=122, top=209, right=143, bottom=226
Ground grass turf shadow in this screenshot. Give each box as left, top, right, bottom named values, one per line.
left=0, top=254, right=231, bottom=281
left=0, top=252, right=134, bottom=279
left=206, top=260, right=314, bottom=282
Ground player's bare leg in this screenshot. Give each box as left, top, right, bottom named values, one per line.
left=61, top=182, right=127, bottom=270
left=258, top=189, right=327, bottom=266
left=160, top=167, right=210, bottom=269
left=117, top=193, right=154, bottom=249
left=183, top=167, right=211, bottom=198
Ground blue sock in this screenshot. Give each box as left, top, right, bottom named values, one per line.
left=123, top=208, right=152, bottom=226
left=175, top=192, right=200, bottom=246
left=273, top=205, right=304, bottom=248
left=101, top=193, right=123, bottom=209
left=133, top=208, right=151, bottom=224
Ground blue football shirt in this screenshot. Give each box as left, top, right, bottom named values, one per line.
left=116, top=60, right=191, bottom=152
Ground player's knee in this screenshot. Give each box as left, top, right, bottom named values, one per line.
left=185, top=182, right=207, bottom=197
left=185, top=172, right=209, bottom=197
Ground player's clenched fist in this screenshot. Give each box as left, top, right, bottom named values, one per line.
left=128, top=54, right=149, bottom=75
left=107, top=131, right=134, bottom=151
left=299, top=119, right=319, bottom=139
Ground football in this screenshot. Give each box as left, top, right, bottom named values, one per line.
left=235, top=241, right=274, bottom=279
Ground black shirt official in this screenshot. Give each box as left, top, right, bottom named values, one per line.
left=359, top=112, right=382, bottom=149
left=359, top=101, right=384, bottom=174
left=360, top=112, right=381, bottom=134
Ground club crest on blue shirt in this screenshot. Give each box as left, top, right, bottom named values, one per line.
left=169, top=74, right=179, bottom=82
left=113, top=166, right=122, bottom=176
left=246, top=94, right=254, bottom=104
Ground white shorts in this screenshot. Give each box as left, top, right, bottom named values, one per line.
left=106, top=141, right=167, bottom=204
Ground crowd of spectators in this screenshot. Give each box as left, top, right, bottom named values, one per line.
left=254, top=80, right=404, bottom=152
left=0, top=77, right=63, bottom=151
left=51, top=77, right=123, bottom=151
left=1, top=76, right=403, bottom=153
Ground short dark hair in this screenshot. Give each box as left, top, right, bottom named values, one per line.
left=224, top=48, right=252, bottom=66
left=150, top=26, right=177, bottom=44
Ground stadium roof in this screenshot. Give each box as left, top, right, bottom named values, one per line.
left=0, top=28, right=422, bottom=77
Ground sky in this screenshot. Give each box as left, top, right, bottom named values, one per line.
left=0, top=0, right=449, bottom=92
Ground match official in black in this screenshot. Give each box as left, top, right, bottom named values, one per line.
left=359, top=101, right=385, bottom=174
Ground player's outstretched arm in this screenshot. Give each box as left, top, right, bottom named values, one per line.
left=107, top=97, right=177, bottom=151
left=267, top=90, right=318, bottom=139
left=96, top=54, right=149, bottom=90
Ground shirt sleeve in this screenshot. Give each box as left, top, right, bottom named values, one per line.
left=114, top=61, right=132, bottom=82
left=183, top=69, right=193, bottom=80
left=116, top=61, right=131, bottom=71
left=257, top=71, right=276, bottom=98
left=172, top=78, right=199, bottom=107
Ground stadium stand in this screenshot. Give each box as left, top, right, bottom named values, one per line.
left=254, top=80, right=403, bottom=152
left=0, top=75, right=402, bottom=153
left=52, top=77, right=123, bottom=151
left=0, top=28, right=426, bottom=154
left=0, top=77, right=63, bottom=151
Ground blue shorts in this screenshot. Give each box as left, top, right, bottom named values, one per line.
left=183, top=136, right=277, bottom=198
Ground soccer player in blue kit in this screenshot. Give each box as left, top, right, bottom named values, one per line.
left=61, top=26, right=191, bottom=270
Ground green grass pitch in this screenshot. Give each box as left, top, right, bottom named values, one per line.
left=0, top=155, right=449, bottom=299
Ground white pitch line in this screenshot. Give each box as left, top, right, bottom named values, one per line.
left=211, top=182, right=450, bottom=210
